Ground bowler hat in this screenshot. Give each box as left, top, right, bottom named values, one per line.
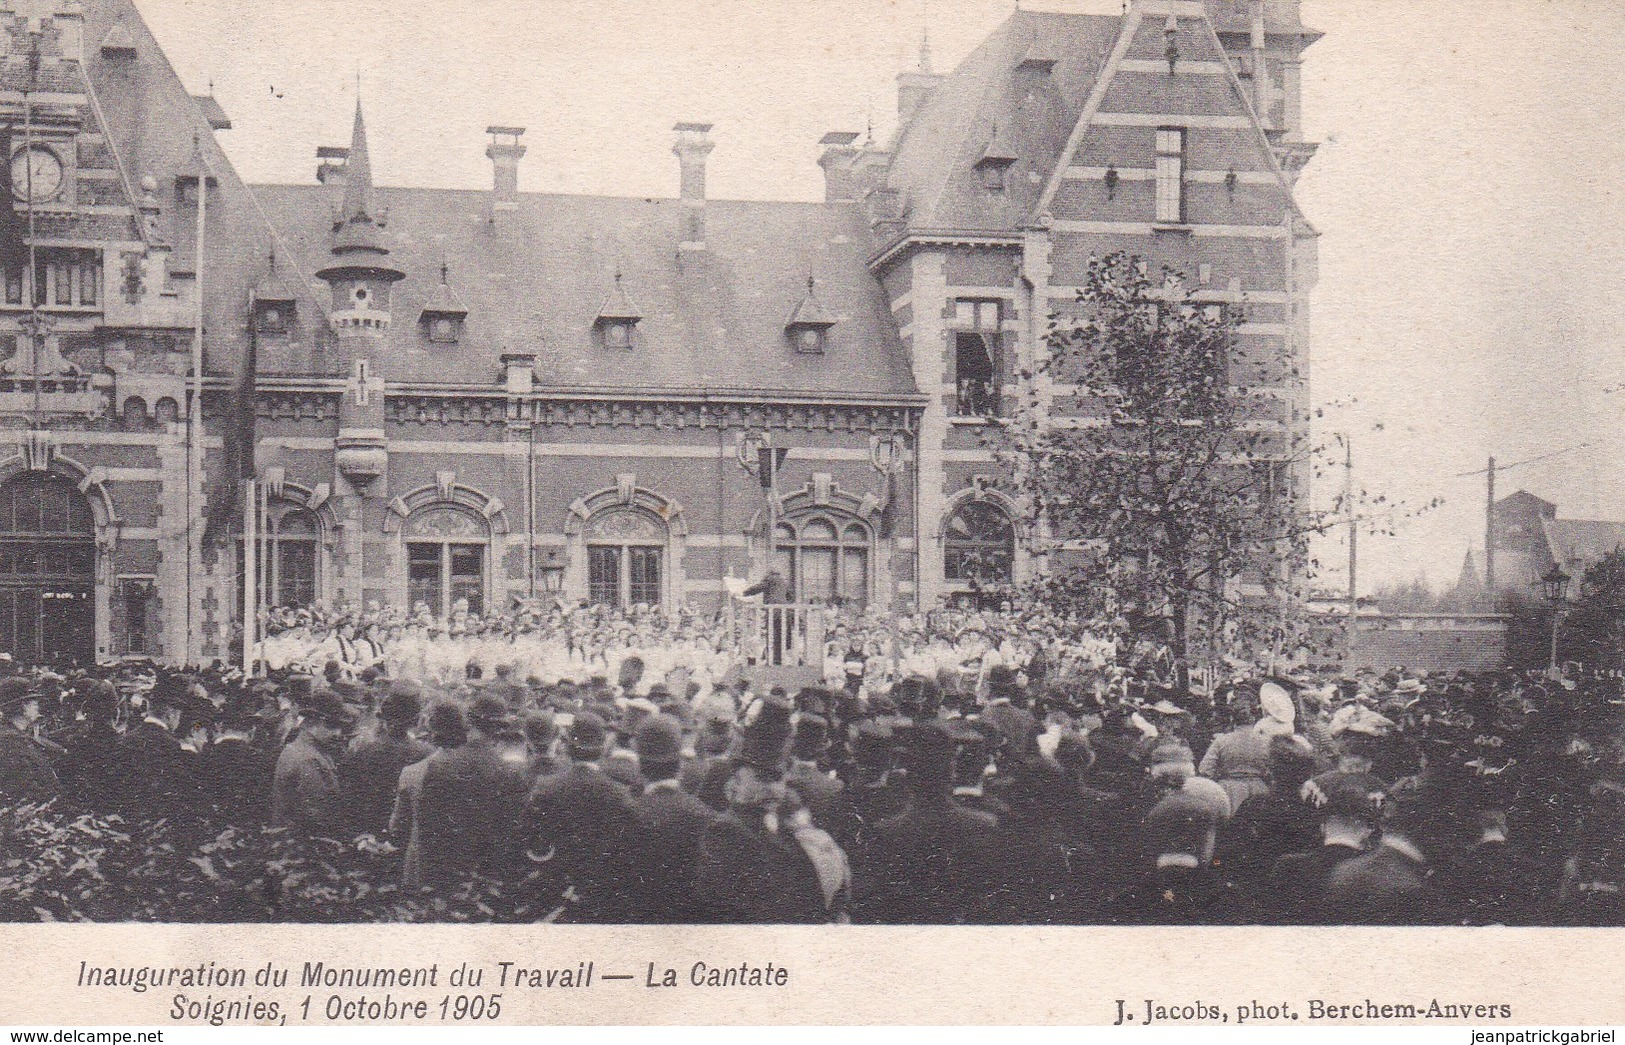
left=790, top=713, right=832, bottom=761
left=380, top=680, right=425, bottom=726
left=737, top=695, right=794, bottom=775
left=567, top=711, right=609, bottom=756
left=1145, top=791, right=1220, bottom=857
left=468, top=693, right=514, bottom=731
left=634, top=713, right=684, bottom=766
left=299, top=685, right=357, bottom=727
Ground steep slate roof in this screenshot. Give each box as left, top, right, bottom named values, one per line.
left=1543, top=518, right=1625, bottom=569
left=884, top=10, right=1121, bottom=233
left=251, top=184, right=917, bottom=398
left=80, top=0, right=326, bottom=376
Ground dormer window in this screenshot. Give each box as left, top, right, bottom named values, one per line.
left=419, top=262, right=469, bottom=345
left=252, top=250, right=297, bottom=334
left=975, top=125, right=1018, bottom=193
left=594, top=271, right=642, bottom=351
left=259, top=305, right=288, bottom=334
left=786, top=276, right=835, bottom=355
left=794, top=326, right=826, bottom=354
left=602, top=319, right=634, bottom=350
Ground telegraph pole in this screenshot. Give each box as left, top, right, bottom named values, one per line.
left=1345, top=439, right=1357, bottom=665
left=1484, top=455, right=1496, bottom=596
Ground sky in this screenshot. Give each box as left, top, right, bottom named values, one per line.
left=131, top=0, right=1625, bottom=596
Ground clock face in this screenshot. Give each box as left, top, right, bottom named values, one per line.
left=10, top=146, right=63, bottom=203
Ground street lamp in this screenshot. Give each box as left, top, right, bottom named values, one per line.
left=1541, top=564, right=1571, bottom=673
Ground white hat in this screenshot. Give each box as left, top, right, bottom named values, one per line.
left=1259, top=680, right=1296, bottom=726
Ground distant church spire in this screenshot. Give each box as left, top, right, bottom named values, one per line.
left=919, top=24, right=933, bottom=75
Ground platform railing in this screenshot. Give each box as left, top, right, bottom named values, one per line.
left=726, top=598, right=827, bottom=668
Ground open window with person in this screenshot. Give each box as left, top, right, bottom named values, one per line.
left=952, top=299, right=1003, bottom=419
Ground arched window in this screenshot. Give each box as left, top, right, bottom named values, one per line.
left=773, top=514, right=870, bottom=607
left=944, top=500, right=1014, bottom=585
left=586, top=506, right=666, bottom=609
left=267, top=506, right=318, bottom=608
left=405, top=504, right=489, bottom=619
left=0, top=472, right=95, bottom=666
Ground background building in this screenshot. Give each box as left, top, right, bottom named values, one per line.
left=1480, top=489, right=1625, bottom=597
left=0, top=0, right=1319, bottom=665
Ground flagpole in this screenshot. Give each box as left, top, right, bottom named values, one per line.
left=22, top=54, right=38, bottom=425
left=187, top=144, right=208, bottom=666
left=241, top=476, right=256, bottom=673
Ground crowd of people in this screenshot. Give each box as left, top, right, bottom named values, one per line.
left=3, top=598, right=1625, bottom=925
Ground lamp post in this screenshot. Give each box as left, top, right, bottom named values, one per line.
left=1541, top=563, right=1571, bottom=674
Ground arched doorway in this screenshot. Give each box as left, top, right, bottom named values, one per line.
left=0, top=472, right=95, bottom=666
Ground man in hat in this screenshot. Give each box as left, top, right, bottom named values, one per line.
left=627, top=713, right=717, bottom=922
left=527, top=710, right=638, bottom=918
left=1218, top=733, right=1321, bottom=891
left=851, top=719, right=1002, bottom=924
left=57, top=679, right=120, bottom=810
left=1104, top=790, right=1252, bottom=925
left=742, top=568, right=792, bottom=665
left=0, top=677, right=57, bottom=804
left=520, top=710, right=560, bottom=780
left=416, top=694, right=531, bottom=889
left=845, top=719, right=905, bottom=850
left=115, top=673, right=201, bottom=820
left=270, top=685, right=355, bottom=836
left=1266, top=772, right=1382, bottom=924
left=693, top=696, right=828, bottom=923
left=195, top=692, right=275, bottom=826
left=391, top=701, right=467, bottom=889
left=1321, top=790, right=1457, bottom=925
left=340, top=680, right=431, bottom=836
left=680, top=694, right=736, bottom=797
left=1149, top=737, right=1231, bottom=822
left=785, top=713, right=853, bottom=841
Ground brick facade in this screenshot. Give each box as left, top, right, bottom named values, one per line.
left=0, top=0, right=1320, bottom=666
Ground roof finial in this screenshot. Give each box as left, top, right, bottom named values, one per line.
left=440, top=258, right=449, bottom=284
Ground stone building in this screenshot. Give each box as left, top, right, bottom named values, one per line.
left=0, top=0, right=1320, bottom=665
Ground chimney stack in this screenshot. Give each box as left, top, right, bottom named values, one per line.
left=316, top=145, right=350, bottom=185
left=672, top=122, right=714, bottom=250
left=486, top=125, right=527, bottom=214
left=817, top=132, right=862, bottom=203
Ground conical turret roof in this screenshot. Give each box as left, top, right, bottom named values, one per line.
left=317, top=99, right=403, bottom=282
